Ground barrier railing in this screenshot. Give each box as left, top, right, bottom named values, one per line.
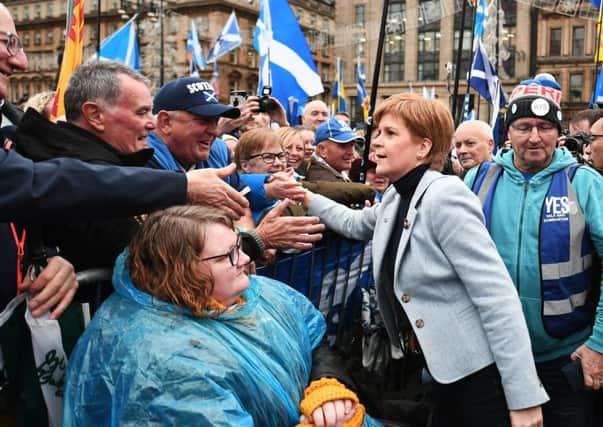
left=256, top=232, right=375, bottom=346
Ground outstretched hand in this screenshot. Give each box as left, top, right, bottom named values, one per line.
left=186, top=164, right=249, bottom=219
left=256, top=199, right=324, bottom=250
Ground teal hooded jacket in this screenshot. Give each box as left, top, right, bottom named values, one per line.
left=63, top=251, right=381, bottom=426
left=465, top=148, right=603, bottom=362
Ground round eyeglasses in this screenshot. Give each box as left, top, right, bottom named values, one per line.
left=200, top=235, right=241, bottom=267
left=246, top=151, right=289, bottom=164
left=0, top=31, right=23, bottom=57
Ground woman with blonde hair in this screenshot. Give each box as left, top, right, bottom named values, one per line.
left=304, top=94, right=548, bottom=427
left=63, top=205, right=381, bottom=427
left=277, top=126, right=306, bottom=171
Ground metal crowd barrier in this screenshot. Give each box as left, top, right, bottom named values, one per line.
left=256, top=231, right=375, bottom=346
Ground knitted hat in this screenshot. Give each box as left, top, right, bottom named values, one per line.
left=505, top=77, right=563, bottom=131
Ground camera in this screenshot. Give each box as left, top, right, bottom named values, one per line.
left=562, top=131, right=590, bottom=162
left=229, top=90, right=247, bottom=109
left=258, top=86, right=279, bottom=113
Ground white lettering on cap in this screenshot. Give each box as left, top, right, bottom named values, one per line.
left=187, top=81, right=214, bottom=94
left=530, top=98, right=550, bottom=117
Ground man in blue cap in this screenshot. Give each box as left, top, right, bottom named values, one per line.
left=147, top=76, right=240, bottom=173
left=147, top=76, right=325, bottom=258
left=465, top=76, right=603, bottom=427
left=305, top=118, right=365, bottom=182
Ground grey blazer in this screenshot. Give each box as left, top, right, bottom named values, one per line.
left=308, top=169, right=549, bottom=411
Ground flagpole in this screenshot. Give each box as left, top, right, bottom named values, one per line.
left=360, top=0, right=390, bottom=183
left=452, top=0, right=470, bottom=126
left=461, top=1, right=478, bottom=125
left=159, top=0, right=165, bottom=86
left=594, top=2, right=603, bottom=107
left=95, top=0, right=101, bottom=57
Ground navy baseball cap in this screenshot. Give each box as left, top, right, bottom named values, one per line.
left=153, top=77, right=240, bottom=119
left=313, top=118, right=365, bottom=146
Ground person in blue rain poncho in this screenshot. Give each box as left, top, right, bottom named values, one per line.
left=63, top=205, right=380, bottom=427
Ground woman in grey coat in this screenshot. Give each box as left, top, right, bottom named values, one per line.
left=304, top=94, right=548, bottom=427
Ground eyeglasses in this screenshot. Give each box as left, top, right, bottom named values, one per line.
left=200, top=235, right=241, bottom=267
left=246, top=151, right=289, bottom=163
left=510, top=122, right=557, bottom=136
left=0, top=31, right=23, bottom=57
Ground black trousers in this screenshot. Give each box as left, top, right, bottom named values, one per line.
left=430, top=364, right=511, bottom=427
left=536, top=356, right=595, bottom=427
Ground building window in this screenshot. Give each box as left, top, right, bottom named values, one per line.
left=34, top=3, right=41, bottom=19
left=572, top=27, right=584, bottom=56
left=246, top=49, right=256, bottom=68
left=34, top=31, right=42, bottom=46
left=321, top=63, right=330, bottom=83
left=23, top=5, right=29, bottom=20
left=229, top=79, right=239, bottom=92
left=47, top=2, right=54, bottom=17
left=384, top=63, right=404, bottom=83
left=46, top=30, right=54, bottom=44
left=418, top=30, right=439, bottom=80
left=355, top=5, right=366, bottom=26
left=23, top=32, right=30, bottom=47
left=453, top=29, right=472, bottom=78
left=248, top=25, right=255, bottom=42
left=570, top=73, right=583, bottom=102
left=549, top=28, right=561, bottom=56
left=229, top=49, right=238, bottom=65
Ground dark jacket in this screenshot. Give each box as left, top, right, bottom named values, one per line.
left=15, top=109, right=154, bottom=272
left=305, top=156, right=350, bottom=182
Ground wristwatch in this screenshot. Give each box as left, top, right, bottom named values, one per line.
left=237, top=227, right=266, bottom=261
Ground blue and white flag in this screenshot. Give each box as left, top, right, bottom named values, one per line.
left=187, top=19, right=206, bottom=76
left=591, top=65, right=603, bottom=106
left=98, top=15, right=140, bottom=70
left=462, top=93, right=476, bottom=121
left=206, top=11, right=242, bottom=63
left=254, top=0, right=324, bottom=126
left=473, top=0, right=489, bottom=46
left=470, top=40, right=506, bottom=142
left=356, top=61, right=369, bottom=122
left=470, top=41, right=506, bottom=109
left=332, top=57, right=347, bottom=113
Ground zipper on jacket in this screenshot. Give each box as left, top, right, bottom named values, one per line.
left=515, top=180, right=529, bottom=293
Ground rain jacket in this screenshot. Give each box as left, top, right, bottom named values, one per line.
left=465, top=148, right=603, bottom=362
left=63, top=252, right=379, bottom=426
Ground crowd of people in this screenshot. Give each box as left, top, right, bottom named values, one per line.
left=0, top=2, right=602, bottom=426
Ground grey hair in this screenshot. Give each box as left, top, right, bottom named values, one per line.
left=64, top=60, right=150, bottom=122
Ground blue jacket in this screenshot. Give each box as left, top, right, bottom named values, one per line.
left=64, top=252, right=380, bottom=426
left=146, top=132, right=275, bottom=221
left=465, top=148, right=603, bottom=362
left=146, top=132, right=243, bottom=189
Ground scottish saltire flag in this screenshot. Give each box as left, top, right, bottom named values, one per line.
left=51, top=0, right=85, bottom=121
left=462, top=93, right=475, bottom=121
left=254, top=0, right=324, bottom=126
left=356, top=61, right=369, bottom=122
left=206, top=11, right=242, bottom=63
left=99, top=16, right=140, bottom=71
left=591, top=66, right=603, bottom=106
left=470, top=41, right=506, bottom=109
left=332, top=57, right=347, bottom=113
left=590, top=0, right=601, bottom=8
left=471, top=40, right=506, bottom=145
left=187, top=20, right=206, bottom=76
left=422, top=86, right=431, bottom=99
left=473, top=0, right=489, bottom=46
